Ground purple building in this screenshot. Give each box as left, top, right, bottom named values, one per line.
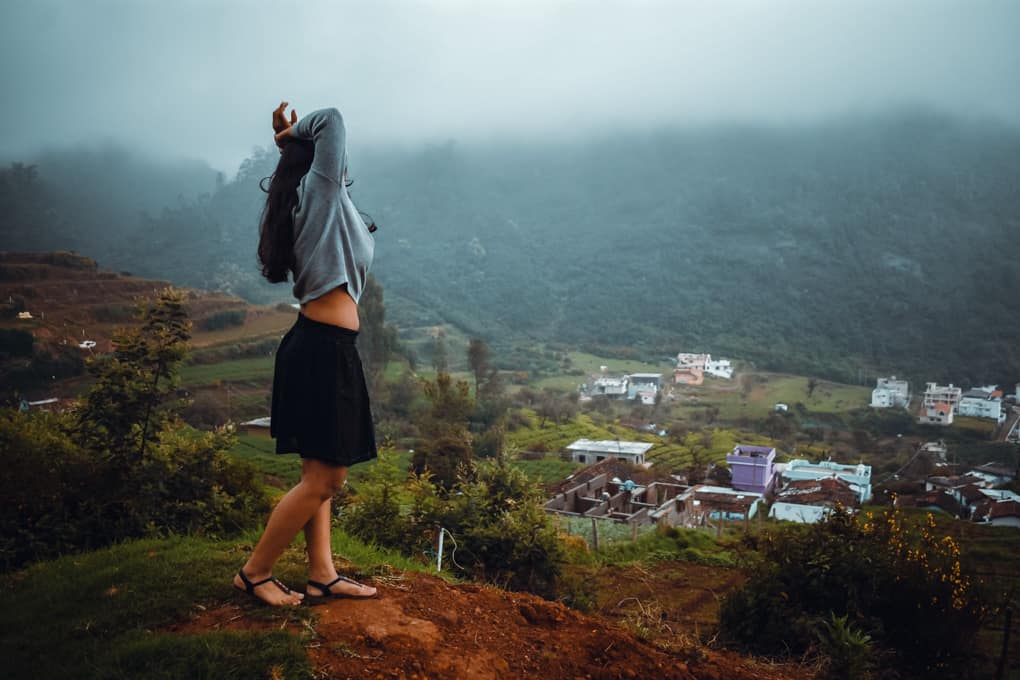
left=726, top=445, right=777, bottom=494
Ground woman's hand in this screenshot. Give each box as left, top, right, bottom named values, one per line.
left=272, top=101, right=297, bottom=150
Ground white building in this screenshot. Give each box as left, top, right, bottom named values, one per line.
left=704, top=358, right=734, bottom=379
left=922, top=382, right=962, bottom=413
left=676, top=353, right=710, bottom=369
left=777, top=459, right=872, bottom=503
left=769, top=503, right=837, bottom=524
left=592, top=376, right=628, bottom=397
left=919, top=402, right=954, bottom=426
left=626, top=373, right=662, bottom=401
left=871, top=376, right=909, bottom=408
left=565, top=439, right=654, bottom=466
left=680, top=485, right=764, bottom=521
left=958, top=387, right=1006, bottom=423
left=919, top=440, right=948, bottom=462
left=675, top=353, right=733, bottom=379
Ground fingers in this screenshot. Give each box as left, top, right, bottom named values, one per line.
left=290, top=109, right=297, bottom=124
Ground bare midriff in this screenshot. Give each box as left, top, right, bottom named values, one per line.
left=299, top=285, right=360, bottom=331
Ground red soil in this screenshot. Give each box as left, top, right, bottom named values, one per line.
left=168, top=571, right=811, bottom=680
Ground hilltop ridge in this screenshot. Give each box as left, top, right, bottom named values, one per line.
left=172, top=570, right=804, bottom=680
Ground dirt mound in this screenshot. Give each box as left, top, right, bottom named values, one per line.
left=171, top=571, right=808, bottom=680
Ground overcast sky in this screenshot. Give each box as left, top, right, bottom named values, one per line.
left=2, top=0, right=1018, bottom=176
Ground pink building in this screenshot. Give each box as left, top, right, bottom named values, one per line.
left=726, top=445, right=777, bottom=494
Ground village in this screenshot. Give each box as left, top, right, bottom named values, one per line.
left=552, top=352, right=1020, bottom=535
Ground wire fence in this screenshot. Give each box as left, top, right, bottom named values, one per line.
left=552, top=514, right=659, bottom=548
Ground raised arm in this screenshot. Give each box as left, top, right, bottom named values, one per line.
left=286, top=107, right=346, bottom=185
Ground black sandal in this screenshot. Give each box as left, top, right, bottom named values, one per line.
left=234, top=569, right=297, bottom=603
left=306, top=575, right=379, bottom=600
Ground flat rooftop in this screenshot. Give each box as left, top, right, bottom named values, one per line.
left=566, top=439, right=654, bottom=455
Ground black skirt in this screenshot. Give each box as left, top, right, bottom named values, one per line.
left=270, top=312, right=377, bottom=467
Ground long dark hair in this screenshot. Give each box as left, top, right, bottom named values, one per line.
left=257, top=139, right=315, bottom=283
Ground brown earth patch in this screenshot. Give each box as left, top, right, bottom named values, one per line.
left=168, top=571, right=811, bottom=680
left=587, top=561, right=747, bottom=633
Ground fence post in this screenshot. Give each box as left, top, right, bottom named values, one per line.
left=631, top=521, right=638, bottom=542
left=591, top=517, right=600, bottom=553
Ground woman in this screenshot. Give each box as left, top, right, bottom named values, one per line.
left=233, top=101, right=378, bottom=606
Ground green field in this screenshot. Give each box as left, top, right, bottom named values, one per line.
left=533, top=350, right=669, bottom=391
left=669, top=371, right=872, bottom=422
left=180, top=356, right=275, bottom=386
left=229, top=434, right=414, bottom=491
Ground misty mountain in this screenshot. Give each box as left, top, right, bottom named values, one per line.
left=2, top=110, right=1018, bottom=385
left=0, top=145, right=221, bottom=252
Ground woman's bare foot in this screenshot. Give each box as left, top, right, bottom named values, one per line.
left=306, top=569, right=378, bottom=598
left=233, top=568, right=304, bottom=606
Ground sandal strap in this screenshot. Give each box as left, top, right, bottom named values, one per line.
left=308, top=575, right=368, bottom=595
left=238, top=569, right=291, bottom=594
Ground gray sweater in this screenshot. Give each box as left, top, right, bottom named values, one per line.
left=288, top=107, right=375, bottom=305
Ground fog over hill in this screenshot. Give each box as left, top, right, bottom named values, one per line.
left=3, top=109, right=1018, bottom=385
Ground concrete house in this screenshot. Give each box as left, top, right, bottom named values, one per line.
left=726, top=445, right=777, bottom=495
left=704, top=358, right=734, bottom=379
left=778, top=459, right=872, bottom=503
left=769, top=476, right=860, bottom=524
left=681, top=485, right=764, bottom=521
left=957, top=387, right=1006, bottom=423
left=919, top=401, right=954, bottom=426
left=626, top=374, right=662, bottom=402
left=565, top=439, right=653, bottom=466
left=592, top=375, right=628, bottom=397
left=969, top=462, right=1016, bottom=487
left=972, top=499, right=1020, bottom=527
left=241, top=417, right=272, bottom=437
left=676, top=353, right=710, bottom=369
left=871, top=376, right=909, bottom=408
left=545, top=468, right=689, bottom=528
left=675, top=353, right=733, bottom=380
left=922, top=382, right=962, bottom=413
left=673, top=366, right=704, bottom=385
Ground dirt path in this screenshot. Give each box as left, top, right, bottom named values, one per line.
left=169, top=571, right=810, bottom=679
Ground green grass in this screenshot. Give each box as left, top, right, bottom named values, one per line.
left=504, top=410, right=779, bottom=474
left=0, top=534, right=312, bottom=679
left=180, top=356, right=275, bottom=386
left=564, top=522, right=738, bottom=568
left=532, top=351, right=668, bottom=391
left=951, top=415, right=997, bottom=436
left=668, top=371, right=871, bottom=423
left=227, top=435, right=414, bottom=492
left=510, top=455, right=583, bottom=486
left=506, top=410, right=633, bottom=452
left=1, top=525, right=435, bottom=680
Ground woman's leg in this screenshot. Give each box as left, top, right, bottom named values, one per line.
left=305, top=489, right=340, bottom=582
left=234, top=458, right=348, bottom=606
left=304, top=489, right=378, bottom=598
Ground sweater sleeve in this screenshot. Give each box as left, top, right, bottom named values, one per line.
left=288, top=107, right=346, bottom=185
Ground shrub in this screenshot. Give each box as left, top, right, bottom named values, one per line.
left=197, top=308, right=247, bottom=331
left=0, top=288, right=270, bottom=571
left=0, top=408, right=269, bottom=573
left=92, top=302, right=137, bottom=323
left=719, top=507, right=989, bottom=677
left=342, top=455, right=564, bottom=597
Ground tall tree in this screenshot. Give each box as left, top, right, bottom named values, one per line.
left=431, top=331, right=448, bottom=374
left=75, top=287, right=191, bottom=462
left=466, top=338, right=490, bottom=394
left=358, top=274, right=398, bottom=387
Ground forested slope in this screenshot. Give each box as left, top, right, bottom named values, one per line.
left=3, top=110, right=1017, bottom=383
